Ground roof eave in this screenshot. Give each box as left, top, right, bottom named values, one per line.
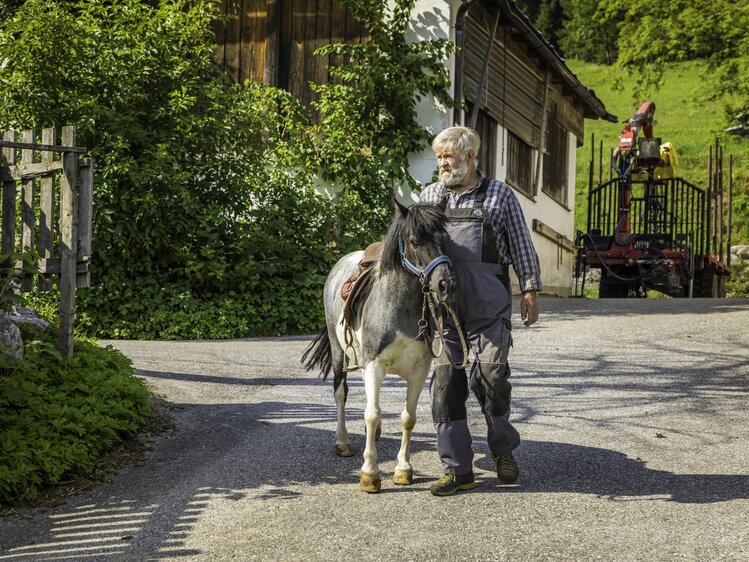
left=490, top=0, right=618, bottom=123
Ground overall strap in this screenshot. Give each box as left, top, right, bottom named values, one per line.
left=472, top=177, right=505, bottom=277
left=472, top=177, right=491, bottom=208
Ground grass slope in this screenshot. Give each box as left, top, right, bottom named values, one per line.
left=568, top=59, right=749, bottom=243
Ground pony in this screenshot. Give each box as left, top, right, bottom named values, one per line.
left=302, top=200, right=456, bottom=493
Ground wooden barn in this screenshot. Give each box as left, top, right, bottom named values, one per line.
left=214, top=0, right=367, bottom=109
left=215, top=0, right=616, bottom=296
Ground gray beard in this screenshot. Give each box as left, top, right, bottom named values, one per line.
left=440, top=161, right=469, bottom=187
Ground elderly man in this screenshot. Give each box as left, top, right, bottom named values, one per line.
left=419, top=126, right=541, bottom=496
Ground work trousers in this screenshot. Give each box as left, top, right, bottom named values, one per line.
left=430, top=267, right=520, bottom=475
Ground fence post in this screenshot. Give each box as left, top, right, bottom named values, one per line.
left=77, top=158, right=93, bottom=288
left=39, top=128, right=56, bottom=291
left=21, top=130, right=35, bottom=291
left=59, top=126, right=79, bottom=357
left=2, top=131, right=17, bottom=267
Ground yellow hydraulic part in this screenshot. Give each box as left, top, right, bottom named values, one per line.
left=631, top=142, right=678, bottom=180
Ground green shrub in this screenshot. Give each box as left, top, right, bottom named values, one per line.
left=1, top=1, right=454, bottom=339
left=726, top=261, right=749, bottom=298
left=0, top=1, right=345, bottom=338
left=0, top=327, right=151, bottom=502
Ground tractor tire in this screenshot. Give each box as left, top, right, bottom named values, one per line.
left=691, top=270, right=725, bottom=298
left=599, top=269, right=634, bottom=298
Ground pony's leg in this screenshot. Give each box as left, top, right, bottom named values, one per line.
left=333, top=369, right=353, bottom=457
left=393, top=363, right=430, bottom=485
left=360, top=361, right=386, bottom=493
left=328, top=325, right=353, bottom=457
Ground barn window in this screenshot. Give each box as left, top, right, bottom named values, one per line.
left=542, top=105, right=569, bottom=206
left=506, top=131, right=533, bottom=197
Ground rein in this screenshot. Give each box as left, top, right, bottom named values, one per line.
left=399, top=239, right=470, bottom=369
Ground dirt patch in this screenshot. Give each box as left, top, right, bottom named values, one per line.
left=0, top=398, right=179, bottom=519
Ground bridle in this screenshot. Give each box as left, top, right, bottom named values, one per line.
left=398, top=238, right=452, bottom=284
left=398, top=238, right=470, bottom=369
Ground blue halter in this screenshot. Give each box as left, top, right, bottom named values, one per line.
left=399, top=238, right=452, bottom=285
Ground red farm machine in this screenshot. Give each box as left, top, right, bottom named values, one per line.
left=575, top=101, right=734, bottom=298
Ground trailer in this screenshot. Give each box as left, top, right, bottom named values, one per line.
left=575, top=103, right=733, bottom=298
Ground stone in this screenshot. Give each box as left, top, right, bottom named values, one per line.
left=9, top=306, right=51, bottom=333
left=0, top=310, right=24, bottom=359
left=11, top=306, right=40, bottom=318
left=731, top=245, right=749, bottom=263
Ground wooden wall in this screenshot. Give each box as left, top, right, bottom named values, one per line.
left=214, top=0, right=367, bottom=108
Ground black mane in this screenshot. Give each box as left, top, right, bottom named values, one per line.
left=379, top=204, right=447, bottom=273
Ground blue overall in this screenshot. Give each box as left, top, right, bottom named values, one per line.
left=430, top=179, right=520, bottom=475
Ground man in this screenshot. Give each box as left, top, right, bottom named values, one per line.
left=419, top=126, right=541, bottom=496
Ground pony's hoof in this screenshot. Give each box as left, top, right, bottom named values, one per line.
left=360, top=471, right=381, bottom=493
left=335, top=443, right=354, bottom=457
left=393, top=468, right=413, bottom=485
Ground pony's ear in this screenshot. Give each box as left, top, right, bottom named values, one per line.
left=392, top=195, right=411, bottom=218
left=437, top=197, right=447, bottom=212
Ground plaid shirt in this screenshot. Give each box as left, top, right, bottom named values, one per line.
left=419, top=174, right=542, bottom=293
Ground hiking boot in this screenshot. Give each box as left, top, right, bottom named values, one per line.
left=493, top=453, right=519, bottom=484
left=429, top=472, right=476, bottom=496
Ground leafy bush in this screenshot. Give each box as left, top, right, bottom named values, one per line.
left=0, top=1, right=340, bottom=337
left=1, top=0, right=454, bottom=339
left=313, top=0, right=455, bottom=207
left=0, top=0, right=24, bottom=22
left=0, top=326, right=151, bottom=502
left=726, top=261, right=749, bottom=298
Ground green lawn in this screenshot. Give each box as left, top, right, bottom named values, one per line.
left=568, top=59, right=749, bottom=242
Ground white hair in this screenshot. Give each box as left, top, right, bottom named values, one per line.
left=432, top=126, right=480, bottom=156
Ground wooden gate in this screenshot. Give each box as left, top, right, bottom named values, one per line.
left=0, top=127, right=92, bottom=356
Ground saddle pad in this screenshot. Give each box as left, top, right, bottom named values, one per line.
left=340, top=241, right=383, bottom=302
left=342, top=265, right=375, bottom=332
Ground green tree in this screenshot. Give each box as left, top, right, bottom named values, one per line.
left=0, top=0, right=25, bottom=22
left=515, top=0, right=542, bottom=21
left=558, top=0, right=620, bottom=64
left=605, top=0, right=749, bottom=121
left=535, top=0, right=564, bottom=54
left=313, top=0, right=456, bottom=220
left=0, top=0, right=335, bottom=338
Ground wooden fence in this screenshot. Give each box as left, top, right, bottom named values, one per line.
left=0, top=127, right=92, bottom=357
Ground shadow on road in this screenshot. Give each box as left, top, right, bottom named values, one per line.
left=3, top=378, right=748, bottom=561
left=479, top=441, right=749, bottom=504
left=137, top=369, right=321, bottom=387
left=536, top=297, right=749, bottom=318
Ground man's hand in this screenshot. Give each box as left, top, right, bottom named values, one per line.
left=520, top=290, right=539, bottom=327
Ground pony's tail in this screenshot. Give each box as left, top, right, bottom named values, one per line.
left=301, top=327, right=333, bottom=380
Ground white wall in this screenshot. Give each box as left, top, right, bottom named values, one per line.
left=399, top=0, right=455, bottom=204
left=517, top=131, right=577, bottom=296
left=487, top=127, right=577, bottom=295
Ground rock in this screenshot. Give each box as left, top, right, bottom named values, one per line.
left=731, top=245, right=749, bottom=263
left=8, top=315, right=51, bottom=333
left=0, top=310, right=24, bottom=359
left=9, top=306, right=51, bottom=333
left=11, top=306, right=40, bottom=318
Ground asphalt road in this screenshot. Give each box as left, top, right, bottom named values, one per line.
left=1, top=297, right=748, bottom=561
